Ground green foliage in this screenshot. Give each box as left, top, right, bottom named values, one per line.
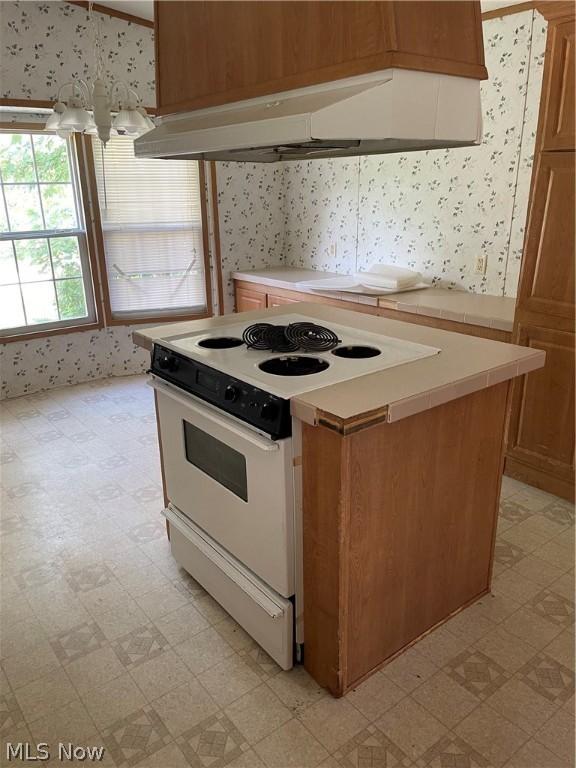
left=1, top=133, right=76, bottom=232
left=51, top=237, right=81, bottom=278
left=41, top=183, right=77, bottom=229
left=4, top=184, right=43, bottom=231
left=56, top=278, right=87, bottom=319
left=0, top=134, right=88, bottom=327
left=33, top=135, right=70, bottom=183
left=15, top=239, right=51, bottom=281
left=0, top=134, right=35, bottom=183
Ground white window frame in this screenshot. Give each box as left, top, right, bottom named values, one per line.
left=0, top=130, right=97, bottom=338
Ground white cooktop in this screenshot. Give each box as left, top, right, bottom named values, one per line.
left=160, top=314, right=441, bottom=399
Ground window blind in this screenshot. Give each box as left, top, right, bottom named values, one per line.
left=91, top=136, right=207, bottom=318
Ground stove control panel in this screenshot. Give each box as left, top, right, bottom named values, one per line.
left=150, top=344, right=292, bottom=439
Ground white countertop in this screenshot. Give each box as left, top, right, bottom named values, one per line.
left=134, top=302, right=543, bottom=430
left=233, top=267, right=516, bottom=332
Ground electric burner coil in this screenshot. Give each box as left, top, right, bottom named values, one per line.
left=242, top=321, right=340, bottom=353
left=284, top=322, right=340, bottom=352
left=242, top=323, right=299, bottom=353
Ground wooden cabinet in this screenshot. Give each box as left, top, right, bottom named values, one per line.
left=303, top=382, right=509, bottom=696
left=233, top=280, right=512, bottom=343
left=541, top=19, right=575, bottom=150
left=154, top=1, right=487, bottom=116
left=507, top=324, right=575, bottom=494
left=516, top=152, right=575, bottom=321
left=266, top=293, right=300, bottom=308
left=235, top=286, right=267, bottom=313
left=506, top=4, right=575, bottom=501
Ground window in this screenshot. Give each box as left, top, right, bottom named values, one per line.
left=91, top=136, right=208, bottom=321
left=0, top=131, right=96, bottom=336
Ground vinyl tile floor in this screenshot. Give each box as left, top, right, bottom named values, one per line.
left=0, top=375, right=574, bottom=768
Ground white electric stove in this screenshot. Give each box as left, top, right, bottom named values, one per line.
left=149, top=313, right=440, bottom=670
left=159, top=313, right=440, bottom=399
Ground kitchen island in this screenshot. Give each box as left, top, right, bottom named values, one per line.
left=134, top=302, right=544, bottom=697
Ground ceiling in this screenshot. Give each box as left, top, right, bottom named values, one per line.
left=95, top=0, right=528, bottom=25
left=480, top=0, right=529, bottom=10
left=98, top=1, right=154, bottom=21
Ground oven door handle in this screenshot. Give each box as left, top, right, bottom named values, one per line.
left=148, top=377, right=280, bottom=452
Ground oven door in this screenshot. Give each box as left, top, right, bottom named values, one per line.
left=150, top=378, right=294, bottom=597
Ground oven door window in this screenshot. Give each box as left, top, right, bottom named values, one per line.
left=183, top=421, right=248, bottom=502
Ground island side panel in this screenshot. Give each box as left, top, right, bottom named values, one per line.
left=302, top=381, right=509, bottom=696
left=302, top=423, right=351, bottom=695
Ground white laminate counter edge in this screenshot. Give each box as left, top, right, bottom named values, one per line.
left=233, top=269, right=515, bottom=332
left=133, top=303, right=543, bottom=426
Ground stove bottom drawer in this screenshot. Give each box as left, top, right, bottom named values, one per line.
left=164, top=505, right=293, bottom=670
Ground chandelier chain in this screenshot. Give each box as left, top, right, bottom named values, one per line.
left=88, top=1, right=106, bottom=82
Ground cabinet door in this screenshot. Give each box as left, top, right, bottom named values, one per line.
left=235, top=287, right=266, bottom=313
left=507, top=324, right=575, bottom=494
left=508, top=150, right=575, bottom=500
left=516, top=152, right=575, bottom=320
left=266, top=294, right=300, bottom=308
left=541, top=19, right=575, bottom=151
left=154, top=1, right=486, bottom=116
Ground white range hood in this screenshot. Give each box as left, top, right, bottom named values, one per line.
left=135, top=68, right=482, bottom=163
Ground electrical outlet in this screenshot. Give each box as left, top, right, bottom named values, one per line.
left=330, top=242, right=337, bottom=257
left=474, top=255, right=487, bottom=275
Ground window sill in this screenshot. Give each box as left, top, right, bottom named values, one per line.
left=105, top=310, right=213, bottom=326
left=1, top=311, right=214, bottom=343
left=0, top=320, right=104, bottom=344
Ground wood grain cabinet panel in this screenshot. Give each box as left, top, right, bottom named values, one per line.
left=303, top=382, right=509, bottom=696
left=540, top=19, right=575, bottom=151
left=388, top=1, right=485, bottom=67
left=516, top=152, right=575, bottom=320
left=266, top=293, right=300, bottom=308
left=154, top=1, right=486, bottom=115
left=507, top=9, right=575, bottom=501
left=507, top=324, right=575, bottom=486
left=235, top=287, right=267, bottom=313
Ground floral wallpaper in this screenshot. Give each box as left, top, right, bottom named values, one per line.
left=0, top=5, right=548, bottom=396
left=216, top=162, right=286, bottom=313
left=282, top=158, right=360, bottom=277
left=1, top=326, right=150, bottom=399
left=281, top=10, right=547, bottom=297
left=217, top=11, right=547, bottom=303
left=0, top=1, right=156, bottom=399
left=504, top=12, right=547, bottom=297
left=0, top=1, right=155, bottom=107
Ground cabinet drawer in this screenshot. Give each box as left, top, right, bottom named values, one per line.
left=165, top=504, right=293, bottom=670
left=266, top=293, right=300, bottom=308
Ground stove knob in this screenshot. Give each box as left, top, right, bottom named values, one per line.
left=260, top=400, right=278, bottom=421
left=158, top=354, right=178, bottom=372
left=224, top=385, right=239, bottom=403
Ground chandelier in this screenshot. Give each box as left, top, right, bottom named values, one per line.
left=45, top=2, right=154, bottom=145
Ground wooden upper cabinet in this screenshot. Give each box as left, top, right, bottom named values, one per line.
left=154, top=1, right=487, bottom=116
left=516, top=151, right=575, bottom=320
left=540, top=18, right=575, bottom=150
